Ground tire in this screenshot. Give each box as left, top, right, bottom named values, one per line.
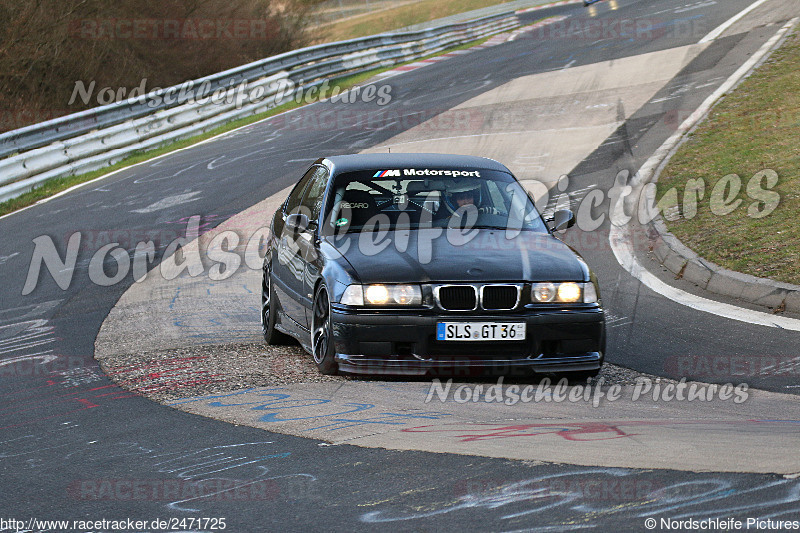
left=261, top=268, right=291, bottom=345
left=311, top=283, right=338, bottom=375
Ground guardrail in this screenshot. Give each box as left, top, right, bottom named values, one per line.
left=0, top=12, right=519, bottom=203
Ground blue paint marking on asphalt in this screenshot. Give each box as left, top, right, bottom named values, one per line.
left=209, top=391, right=292, bottom=407
left=168, top=387, right=452, bottom=430
left=168, top=387, right=282, bottom=405
left=308, top=412, right=451, bottom=431
left=257, top=453, right=292, bottom=460
left=169, top=287, right=181, bottom=310
left=258, top=402, right=375, bottom=423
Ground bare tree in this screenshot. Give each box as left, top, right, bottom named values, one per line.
left=0, top=0, right=324, bottom=132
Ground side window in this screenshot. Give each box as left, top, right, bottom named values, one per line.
left=299, top=167, right=329, bottom=223
left=285, top=167, right=318, bottom=215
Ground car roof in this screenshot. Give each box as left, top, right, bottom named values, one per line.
left=317, top=153, right=512, bottom=174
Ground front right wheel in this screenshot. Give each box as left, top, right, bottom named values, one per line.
left=311, top=283, right=338, bottom=375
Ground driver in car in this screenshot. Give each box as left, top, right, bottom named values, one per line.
left=444, top=180, right=499, bottom=215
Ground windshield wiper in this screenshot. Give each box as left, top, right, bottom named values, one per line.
left=467, top=225, right=512, bottom=230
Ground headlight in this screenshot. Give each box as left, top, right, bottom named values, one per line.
left=557, top=282, right=581, bottom=303
left=532, top=282, right=598, bottom=303
left=392, top=284, right=419, bottom=305
left=365, top=284, right=390, bottom=305
left=532, top=282, right=556, bottom=302
left=340, top=284, right=422, bottom=306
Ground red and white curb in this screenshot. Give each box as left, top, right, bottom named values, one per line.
left=516, top=0, right=584, bottom=14
left=479, top=14, right=569, bottom=44
left=386, top=49, right=472, bottom=73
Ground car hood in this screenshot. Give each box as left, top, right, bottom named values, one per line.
left=325, top=229, right=588, bottom=283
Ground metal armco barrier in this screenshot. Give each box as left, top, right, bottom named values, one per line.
left=0, top=12, right=519, bottom=203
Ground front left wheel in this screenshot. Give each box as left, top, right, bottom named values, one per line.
left=311, top=283, right=338, bottom=375
left=261, top=268, right=291, bottom=345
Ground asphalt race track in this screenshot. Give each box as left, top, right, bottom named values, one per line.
left=2, top=0, right=800, bottom=531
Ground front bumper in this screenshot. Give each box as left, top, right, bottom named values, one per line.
left=330, top=306, right=605, bottom=376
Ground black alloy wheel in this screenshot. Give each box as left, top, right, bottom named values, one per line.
left=261, top=268, right=291, bottom=345
left=311, top=284, right=338, bottom=375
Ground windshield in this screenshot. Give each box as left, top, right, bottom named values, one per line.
left=321, top=168, right=548, bottom=234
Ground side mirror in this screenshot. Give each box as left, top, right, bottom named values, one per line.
left=548, top=209, right=575, bottom=232
left=285, top=213, right=310, bottom=233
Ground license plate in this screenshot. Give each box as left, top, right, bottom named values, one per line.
left=436, top=322, right=526, bottom=341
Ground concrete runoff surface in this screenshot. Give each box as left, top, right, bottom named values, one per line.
left=96, top=33, right=800, bottom=475
left=168, top=382, right=800, bottom=474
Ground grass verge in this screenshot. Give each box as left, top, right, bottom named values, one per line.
left=0, top=35, right=494, bottom=218
left=656, top=29, right=800, bottom=285
left=316, top=0, right=522, bottom=42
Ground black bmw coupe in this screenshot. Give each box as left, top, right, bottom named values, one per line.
left=261, top=153, right=606, bottom=376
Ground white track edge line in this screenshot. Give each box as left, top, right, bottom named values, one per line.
left=699, top=0, right=774, bottom=44
left=609, top=18, right=800, bottom=331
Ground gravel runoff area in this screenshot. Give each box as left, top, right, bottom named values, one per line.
left=96, top=340, right=667, bottom=404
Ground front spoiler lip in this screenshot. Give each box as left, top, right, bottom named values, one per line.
left=335, top=352, right=603, bottom=376
left=329, top=306, right=605, bottom=376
